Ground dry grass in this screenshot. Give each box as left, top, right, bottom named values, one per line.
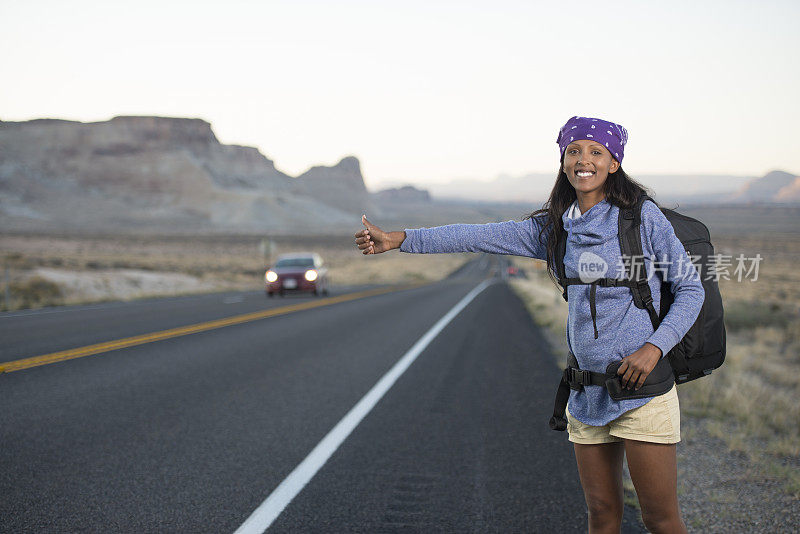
left=324, top=249, right=474, bottom=286
left=678, top=235, right=800, bottom=497
left=6, top=275, right=63, bottom=308
left=0, top=233, right=472, bottom=310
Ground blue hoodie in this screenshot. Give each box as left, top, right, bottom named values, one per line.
left=399, top=197, right=705, bottom=426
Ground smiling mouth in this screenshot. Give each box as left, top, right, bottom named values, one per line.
left=576, top=171, right=595, bottom=178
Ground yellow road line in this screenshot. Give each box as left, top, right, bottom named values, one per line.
left=1, top=284, right=425, bottom=373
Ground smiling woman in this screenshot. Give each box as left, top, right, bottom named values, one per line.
left=563, top=139, right=620, bottom=212
left=353, top=115, right=704, bottom=533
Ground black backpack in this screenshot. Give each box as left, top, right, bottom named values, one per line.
left=548, top=193, right=726, bottom=431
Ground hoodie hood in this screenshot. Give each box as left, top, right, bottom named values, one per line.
left=562, top=197, right=617, bottom=247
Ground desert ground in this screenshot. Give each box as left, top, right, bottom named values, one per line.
left=0, top=233, right=473, bottom=309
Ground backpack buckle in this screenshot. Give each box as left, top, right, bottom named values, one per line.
left=564, top=367, right=588, bottom=390
left=636, top=280, right=654, bottom=306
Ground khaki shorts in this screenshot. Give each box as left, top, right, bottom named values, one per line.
left=565, top=384, right=680, bottom=444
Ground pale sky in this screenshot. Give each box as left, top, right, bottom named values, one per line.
left=1, top=0, right=798, bottom=189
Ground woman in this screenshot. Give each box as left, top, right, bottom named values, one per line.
left=353, top=116, right=702, bottom=533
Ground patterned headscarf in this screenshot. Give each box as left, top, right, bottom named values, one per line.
left=556, top=116, right=628, bottom=163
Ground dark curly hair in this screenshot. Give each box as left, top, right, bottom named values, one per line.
left=524, top=154, right=657, bottom=289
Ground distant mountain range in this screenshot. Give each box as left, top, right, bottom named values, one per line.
left=1, top=115, right=797, bottom=235
left=424, top=170, right=800, bottom=206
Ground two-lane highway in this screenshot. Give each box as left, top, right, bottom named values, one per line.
left=1, top=255, right=644, bottom=532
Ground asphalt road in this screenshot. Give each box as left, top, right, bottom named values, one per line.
left=0, top=255, right=644, bottom=533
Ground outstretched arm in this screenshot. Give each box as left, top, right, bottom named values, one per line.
left=355, top=214, right=551, bottom=260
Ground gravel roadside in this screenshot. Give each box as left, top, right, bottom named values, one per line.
left=676, top=412, right=800, bottom=532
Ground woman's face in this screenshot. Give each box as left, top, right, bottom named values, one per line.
left=562, top=139, right=620, bottom=196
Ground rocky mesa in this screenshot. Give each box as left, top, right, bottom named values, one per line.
left=0, top=116, right=377, bottom=234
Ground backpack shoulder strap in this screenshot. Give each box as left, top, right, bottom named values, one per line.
left=618, top=193, right=660, bottom=330
left=555, top=223, right=568, bottom=301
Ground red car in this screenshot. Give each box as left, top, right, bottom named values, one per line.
left=265, top=253, right=329, bottom=297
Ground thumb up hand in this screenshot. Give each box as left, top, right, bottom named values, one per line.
left=354, top=214, right=395, bottom=255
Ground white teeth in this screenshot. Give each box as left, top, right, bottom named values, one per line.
left=577, top=172, right=594, bottom=177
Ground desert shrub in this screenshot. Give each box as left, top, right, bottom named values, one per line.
left=9, top=276, right=63, bottom=309
left=724, top=300, right=789, bottom=331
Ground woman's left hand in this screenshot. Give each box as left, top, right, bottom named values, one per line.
left=617, top=343, right=662, bottom=390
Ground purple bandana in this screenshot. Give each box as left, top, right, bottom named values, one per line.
left=556, top=116, right=629, bottom=163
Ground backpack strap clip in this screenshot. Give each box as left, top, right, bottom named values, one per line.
left=637, top=282, right=654, bottom=307
left=563, top=364, right=608, bottom=391
left=564, top=367, right=590, bottom=390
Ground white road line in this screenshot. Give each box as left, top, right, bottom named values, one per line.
left=233, top=278, right=495, bottom=534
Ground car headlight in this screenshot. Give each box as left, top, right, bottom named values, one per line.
left=266, top=271, right=278, bottom=283
left=304, top=269, right=318, bottom=282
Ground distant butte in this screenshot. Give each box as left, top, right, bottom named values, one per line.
left=0, top=116, right=377, bottom=233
